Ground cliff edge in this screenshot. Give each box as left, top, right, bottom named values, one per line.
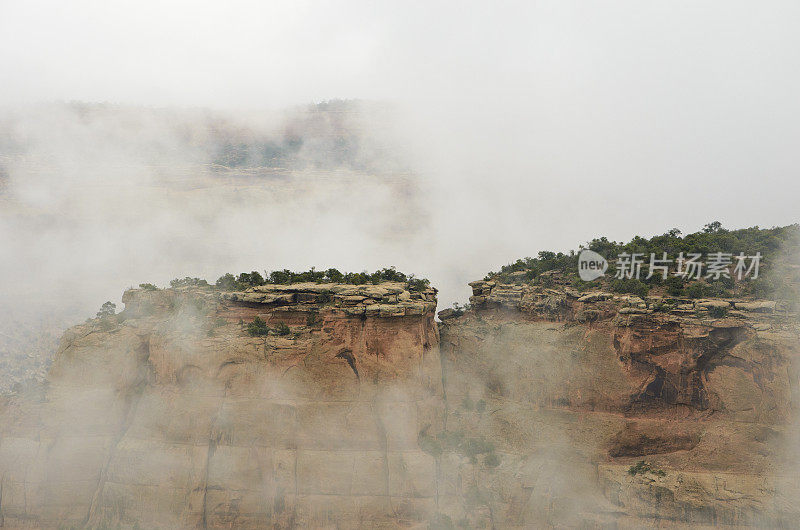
left=0, top=273, right=798, bottom=527
left=438, top=280, right=800, bottom=526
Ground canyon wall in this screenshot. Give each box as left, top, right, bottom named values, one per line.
left=437, top=281, right=800, bottom=527
left=0, top=279, right=798, bottom=527
left=0, top=283, right=443, bottom=528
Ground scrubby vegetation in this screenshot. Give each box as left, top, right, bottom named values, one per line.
left=486, top=223, right=800, bottom=303
left=244, top=317, right=292, bottom=337
left=450, top=302, right=471, bottom=317
left=274, top=322, right=291, bottom=336
left=214, top=266, right=430, bottom=292
left=610, top=278, right=649, bottom=299
left=96, top=301, right=116, bottom=318
left=209, top=100, right=407, bottom=173
left=245, top=316, right=270, bottom=337
left=170, top=277, right=210, bottom=288
left=628, top=460, right=666, bottom=477
left=707, top=306, right=729, bottom=318
left=138, top=283, right=158, bottom=291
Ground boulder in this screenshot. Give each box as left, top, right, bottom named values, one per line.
left=438, top=308, right=456, bottom=320
left=734, top=301, right=776, bottom=313
left=578, top=292, right=613, bottom=303
left=696, top=299, right=731, bottom=310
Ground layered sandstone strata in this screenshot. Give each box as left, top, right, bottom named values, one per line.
left=437, top=280, right=800, bottom=526
left=0, top=283, right=442, bottom=528
left=0, top=277, right=798, bottom=528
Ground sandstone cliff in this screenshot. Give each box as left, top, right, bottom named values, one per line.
left=437, top=281, right=800, bottom=526
left=0, top=282, right=442, bottom=528
left=0, top=278, right=798, bottom=528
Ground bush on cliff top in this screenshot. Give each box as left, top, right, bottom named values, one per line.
left=96, top=301, right=116, bottom=318
left=170, top=277, right=210, bottom=289
left=486, top=222, right=800, bottom=301
left=214, top=266, right=430, bottom=292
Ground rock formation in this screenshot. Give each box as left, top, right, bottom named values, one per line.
left=0, top=277, right=798, bottom=527
left=438, top=280, right=800, bottom=526
left=0, top=282, right=441, bottom=528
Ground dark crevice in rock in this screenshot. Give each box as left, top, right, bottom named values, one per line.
left=335, top=349, right=359, bottom=379
left=84, top=337, right=153, bottom=527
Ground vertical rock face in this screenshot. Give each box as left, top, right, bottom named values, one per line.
left=436, top=281, right=800, bottom=527
left=1, top=278, right=799, bottom=527
left=0, top=283, right=443, bottom=528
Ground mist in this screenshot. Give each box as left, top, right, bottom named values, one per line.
left=3, top=1, right=800, bottom=313
left=1, top=1, right=799, bottom=526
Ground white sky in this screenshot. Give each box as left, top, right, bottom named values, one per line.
left=2, top=0, right=800, bottom=310
left=3, top=1, right=798, bottom=109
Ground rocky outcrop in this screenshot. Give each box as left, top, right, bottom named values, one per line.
left=1, top=277, right=798, bottom=527
left=218, top=282, right=437, bottom=318
left=438, top=280, right=800, bottom=526
left=0, top=283, right=442, bottom=528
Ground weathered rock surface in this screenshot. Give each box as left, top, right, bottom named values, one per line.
left=0, top=278, right=798, bottom=527
left=437, top=280, right=800, bottom=526
left=0, top=283, right=442, bottom=528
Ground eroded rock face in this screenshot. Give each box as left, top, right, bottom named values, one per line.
left=437, top=280, right=800, bottom=526
left=0, top=283, right=443, bottom=528
left=1, top=278, right=798, bottom=528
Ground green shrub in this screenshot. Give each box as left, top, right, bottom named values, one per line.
left=96, top=301, right=116, bottom=318
left=170, top=277, right=209, bottom=288
left=685, top=281, right=706, bottom=298
left=685, top=281, right=733, bottom=299
left=665, top=275, right=685, bottom=296
left=246, top=316, right=270, bottom=337
left=406, top=276, right=430, bottom=292
left=707, top=306, right=729, bottom=318
left=274, top=322, right=291, bottom=336
left=611, top=278, right=649, bottom=298
left=487, top=223, right=800, bottom=294
left=325, top=268, right=344, bottom=283
left=450, top=302, right=471, bottom=317
left=572, top=278, right=600, bottom=292
left=748, top=277, right=775, bottom=298
left=139, top=283, right=158, bottom=291
left=236, top=271, right=265, bottom=287
left=628, top=460, right=666, bottom=477
left=215, top=273, right=240, bottom=291
left=219, top=266, right=430, bottom=290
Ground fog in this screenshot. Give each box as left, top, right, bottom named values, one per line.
left=0, top=1, right=799, bottom=526
left=2, top=1, right=800, bottom=312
